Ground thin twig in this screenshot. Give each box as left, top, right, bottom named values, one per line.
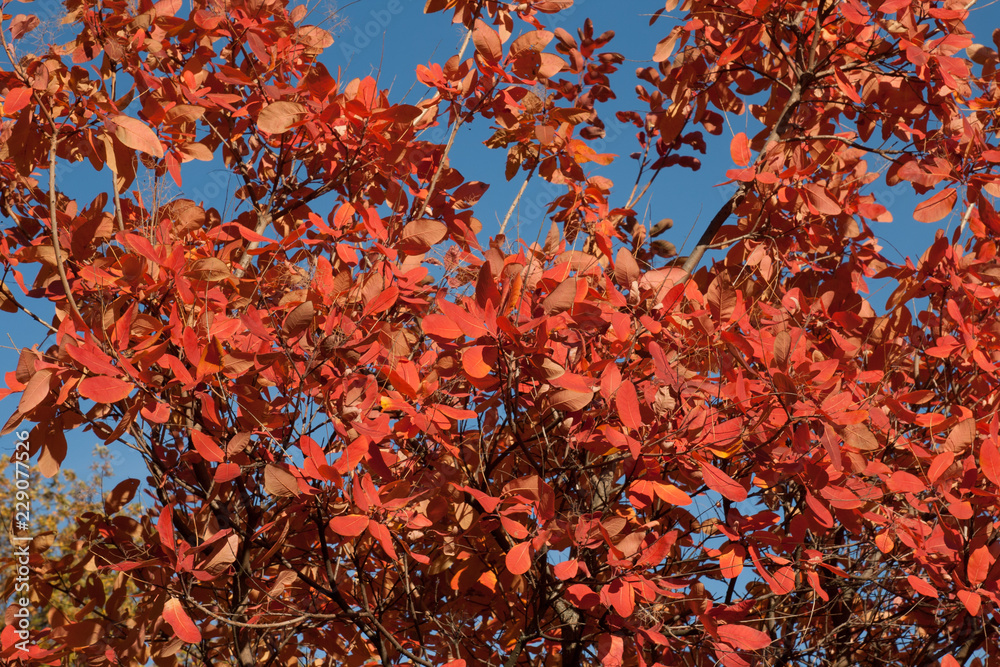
left=411, top=27, right=473, bottom=222
left=184, top=597, right=309, bottom=630
left=0, top=280, right=57, bottom=333
left=499, top=163, right=535, bottom=237
left=779, top=134, right=906, bottom=157
left=48, top=134, right=84, bottom=325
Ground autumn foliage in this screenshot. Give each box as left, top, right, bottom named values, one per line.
left=1, top=0, right=1000, bottom=665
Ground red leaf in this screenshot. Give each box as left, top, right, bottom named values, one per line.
left=601, top=578, right=635, bottom=618
left=329, top=514, right=369, bottom=537
left=3, top=87, right=32, bottom=115
left=887, top=470, right=924, bottom=494
left=162, top=598, right=201, bottom=644
left=730, top=132, right=751, bottom=167
left=363, top=284, right=399, bottom=317
left=615, top=380, right=643, bottom=430
left=928, top=451, right=955, bottom=483
left=111, top=115, right=164, bottom=158
left=423, top=313, right=464, bottom=339
left=598, top=634, right=625, bottom=667
left=258, top=101, right=307, bottom=134
left=191, top=430, right=225, bottom=463
left=717, top=624, right=770, bottom=650
left=158, top=505, right=175, bottom=552
left=214, top=462, right=241, bottom=483
left=78, top=376, right=133, bottom=404
left=980, top=439, right=1000, bottom=486
left=957, top=590, right=981, bottom=616
left=968, top=545, right=994, bottom=586
left=565, top=583, right=600, bottom=607
left=833, top=67, right=861, bottom=104
left=554, top=559, right=579, bottom=580
left=506, top=541, right=532, bottom=575
left=368, top=520, right=399, bottom=560
left=700, top=461, right=748, bottom=501
left=913, top=187, right=958, bottom=223
left=907, top=574, right=939, bottom=598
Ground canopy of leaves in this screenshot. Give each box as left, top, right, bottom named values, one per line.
left=0, top=0, right=999, bottom=665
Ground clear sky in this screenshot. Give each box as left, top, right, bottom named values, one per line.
left=2, top=0, right=999, bottom=486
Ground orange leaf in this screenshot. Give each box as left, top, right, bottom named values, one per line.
left=329, top=514, right=369, bottom=537
left=104, top=478, right=139, bottom=515
left=730, top=132, right=751, bottom=167
left=191, top=430, right=224, bottom=463
left=913, top=187, right=957, bottom=223
left=111, top=115, right=164, bottom=158
left=162, top=598, right=201, bottom=644
left=506, top=541, right=533, bottom=575
left=462, top=345, right=496, bottom=379
left=652, top=482, right=692, bottom=506
left=980, top=439, right=1000, bottom=486
left=78, top=376, right=133, bottom=404
left=719, top=542, right=745, bottom=579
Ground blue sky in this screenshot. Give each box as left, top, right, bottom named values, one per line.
left=2, top=0, right=1000, bottom=487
